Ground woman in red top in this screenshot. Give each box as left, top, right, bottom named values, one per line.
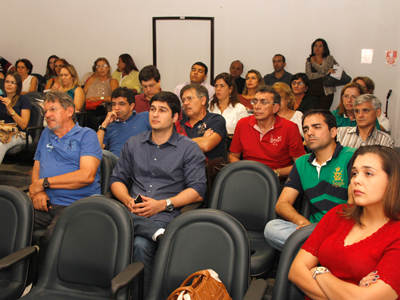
left=289, top=145, right=400, bottom=300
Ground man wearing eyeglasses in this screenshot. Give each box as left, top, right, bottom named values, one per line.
left=97, top=87, right=151, bottom=165
left=135, top=65, right=162, bottom=113
left=336, top=94, right=394, bottom=148
left=29, top=91, right=102, bottom=272
left=229, top=85, right=305, bottom=180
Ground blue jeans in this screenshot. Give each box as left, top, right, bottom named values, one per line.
left=130, top=212, right=169, bottom=298
left=264, top=219, right=297, bottom=251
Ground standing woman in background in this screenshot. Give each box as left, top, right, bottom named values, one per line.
left=0, top=71, right=31, bottom=163
left=112, top=54, right=141, bottom=94
left=305, top=38, right=336, bottom=110
left=209, top=73, right=248, bottom=135
left=56, top=65, right=85, bottom=112
left=16, top=59, right=38, bottom=95
left=44, top=55, right=59, bottom=81
left=238, top=69, right=264, bottom=110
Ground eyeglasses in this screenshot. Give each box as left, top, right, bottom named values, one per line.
left=343, top=95, right=357, bottom=100
left=96, top=64, right=108, bottom=69
left=5, top=80, right=17, bottom=85
left=111, top=102, right=128, bottom=107
left=181, top=96, right=198, bottom=103
left=354, top=108, right=375, bottom=114
left=291, top=81, right=305, bottom=86
left=42, top=107, right=62, bottom=116
left=250, top=99, right=276, bottom=106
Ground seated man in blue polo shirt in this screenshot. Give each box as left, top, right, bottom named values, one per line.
left=29, top=91, right=102, bottom=271
left=177, top=84, right=227, bottom=160
left=97, top=87, right=151, bottom=165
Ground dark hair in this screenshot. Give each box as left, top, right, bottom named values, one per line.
left=54, top=58, right=69, bottom=66
left=119, top=54, right=139, bottom=74
left=43, top=91, right=76, bottom=123
left=308, top=38, right=330, bottom=60
left=255, top=85, right=281, bottom=105
left=302, top=109, right=337, bottom=131
left=45, top=55, right=59, bottom=79
left=290, top=73, right=311, bottom=89
left=210, top=73, right=239, bottom=110
left=5, top=71, right=22, bottom=108
left=15, top=59, right=33, bottom=75
left=111, top=87, right=136, bottom=105
left=150, top=91, right=181, bottom=117
left=353, top=76, right=375, bottom=94
left=337, top=82, right=366, bottom=117
left=274, top=54, right=286, bottom=63
left=93, top=57, right=111, bottom=78
left=342, top=145, right=400, bottom=225
left=139, top=65, right=160, bottom=83
left=192, top=62, right=208, bottom=75
left=181, top=83, right=209, bottom=109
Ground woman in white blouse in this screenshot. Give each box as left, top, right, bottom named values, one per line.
left=209, top=73, right=248, bottom=135
left=273, top=82, right=304, bottom=138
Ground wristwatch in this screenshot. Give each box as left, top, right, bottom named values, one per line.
left=165, top=198, right=174, bottom=212
left=10, top=110, right=16, bottom=116
left=274, top=169, right=280, bottom=178
left=43, top=177, right=50, bottom=189
left=100, top=96, right=104, bottom=100
left=98, top=125, right=107, bottom=132
left=312, top=267, right=331, bottom=279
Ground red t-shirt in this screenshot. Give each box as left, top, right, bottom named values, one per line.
left=229, top=115, right=305, bottom=170
left=303, top=204, right=400, bottom=297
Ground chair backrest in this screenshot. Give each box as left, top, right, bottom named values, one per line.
left=147, top=209, right=250, bottom=300
left=100, top=155, right=114, bottom=195
left=271, top=223, right=317, bottom=300
left=0, top=185, right=34, bottom=300
left=209, top=160, right=279, bottom=231
left=31, top=73, right=45, bottom=92
left=35, top=196, right=134, bottom=299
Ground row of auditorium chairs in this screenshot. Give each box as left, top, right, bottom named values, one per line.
left=0, top=157, right=313, bottom=299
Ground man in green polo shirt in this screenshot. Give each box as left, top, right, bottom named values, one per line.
left=264, top=109, right=355, bottom=251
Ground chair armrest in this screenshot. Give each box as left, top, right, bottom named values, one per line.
left=0, top=245, right=38, bottom=271
left=180, top=202, right=202, bottom=214
left=25, top=125, right=45, bottom=151
left=243, top=278, right=268, bottom=300
left=110, top=261, right=144, bottom=300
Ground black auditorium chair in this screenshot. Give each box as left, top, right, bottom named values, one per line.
left=31, top=74, right=46, bottom=93
left=100, top=154, right=114, bottom=195
left=22, top=196, right=144, bottom=300
left=271, top=223, right=317, bottom=300
left=209, top=160, right=280, bottom=277
left=0, top=185, right=37, bottom=300
left=145, top=209, right=268, bottom=300
left=6, top=92, right=45, bottom=157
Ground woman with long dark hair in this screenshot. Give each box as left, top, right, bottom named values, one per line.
left=111, top=54, right=140, bottom=94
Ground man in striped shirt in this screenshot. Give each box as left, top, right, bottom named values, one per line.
left=337, top=94, right=394, bottom=149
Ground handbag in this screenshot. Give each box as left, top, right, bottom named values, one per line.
left=85, top=99, right=103, bottom=110
left=167, top=269, right=232, bottom=300
left=323, top=60, right=351, bottom=87
left=0, top=122, right=20, bottom=143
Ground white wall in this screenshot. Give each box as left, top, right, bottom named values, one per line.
left=2, top=0, right=399, bottom=141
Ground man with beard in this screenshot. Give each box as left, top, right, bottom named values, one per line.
left=263, top=54, right=293, bottom=86
left=264, top=109, right=355, bottom=251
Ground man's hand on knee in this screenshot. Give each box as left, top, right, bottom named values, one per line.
left=131, top=196, right=166, bottom=218
left=32, top=191, right=50, bottom=212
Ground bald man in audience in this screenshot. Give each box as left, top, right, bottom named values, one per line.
left=229, top=60, right=245, bottom=94
left=337, top=94, right=394, bottom=148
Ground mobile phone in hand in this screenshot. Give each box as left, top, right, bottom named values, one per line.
left=135, top=194, right=143, bottom=204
